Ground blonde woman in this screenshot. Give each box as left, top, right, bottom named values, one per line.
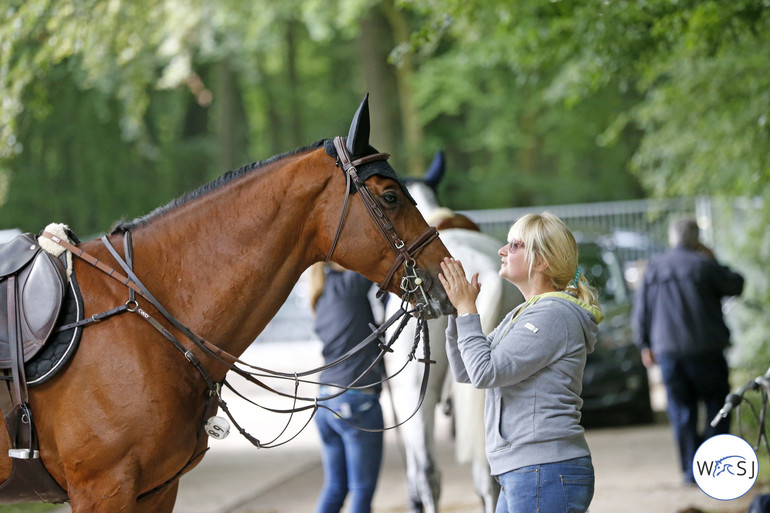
left=438, top=212, right=603, bottom=513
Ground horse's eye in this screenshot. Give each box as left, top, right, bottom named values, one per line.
left=381, top=191, right=399, bottom=207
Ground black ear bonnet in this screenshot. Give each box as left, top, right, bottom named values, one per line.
left=324, top=140, right=416, bottom=204
left=325, top=93, right=415, bottom=204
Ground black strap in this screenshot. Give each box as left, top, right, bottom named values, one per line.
left=54, top=303, right=131, bottom=332
left=6, top=276, right=25, bottom=406
left=325, top=167, right=352, bottom=262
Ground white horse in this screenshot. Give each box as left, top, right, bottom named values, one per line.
left=385, top=152, right=524, bottom=513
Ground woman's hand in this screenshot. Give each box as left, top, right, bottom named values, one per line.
left=438, top=257, right=481, bottom=315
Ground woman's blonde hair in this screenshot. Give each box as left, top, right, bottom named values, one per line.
left=308, top=262, right=327, bottom=314
left=308, top=262, right=346, bottom=314
left=508, top=211, right=600, bottom=309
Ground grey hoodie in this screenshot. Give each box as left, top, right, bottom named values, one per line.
left=446, top=292, right=602, bottom=476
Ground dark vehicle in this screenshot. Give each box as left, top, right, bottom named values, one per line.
left=578, top=241, right=655, bottom=427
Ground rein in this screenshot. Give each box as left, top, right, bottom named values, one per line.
left=61, top=229, right=431, bottom=426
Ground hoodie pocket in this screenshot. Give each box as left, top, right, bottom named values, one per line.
left=487, top=394, right=510, bottom=453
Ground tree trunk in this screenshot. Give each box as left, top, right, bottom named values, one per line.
left=381, top=0, right=424, bottom=176
left=358, top=8, right=399, bottom=159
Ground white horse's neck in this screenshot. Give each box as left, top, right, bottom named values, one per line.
left=408, top=182, right=441, bottom=219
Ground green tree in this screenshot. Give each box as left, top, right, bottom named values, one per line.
left=6, top=0, right=763, bottom=369
left=393, top=0, right=645, bottom=207
left=2, top=0, right=646, bottom=234
left=0, top=0, right=390, bottom=233
left=405, top=0, right=770, bottom=373
left=403, top=0, right=769, bottom=202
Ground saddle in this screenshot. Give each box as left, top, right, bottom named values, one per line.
left=0, top=233, right=67, bottom=367
left=0, top=231, right=69, bottom=503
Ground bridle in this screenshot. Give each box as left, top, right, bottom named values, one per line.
left=327, top=136, right=439, bottom=306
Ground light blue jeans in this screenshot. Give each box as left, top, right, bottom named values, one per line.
left=494, top=456, right=594, bottom=513
left=314, top=388, right=384, bottom=513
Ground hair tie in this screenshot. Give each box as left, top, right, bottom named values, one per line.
left=572, top=268, right=581, bottom=288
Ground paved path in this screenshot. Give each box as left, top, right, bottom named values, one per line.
left=52, top=341, right=766, bottom=513
left=165, top=423, right=762, bottom=513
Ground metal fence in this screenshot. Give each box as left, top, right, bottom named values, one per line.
left=461, top=196, right=714, bottom=264
left=256, top=196, right=712, bottom=344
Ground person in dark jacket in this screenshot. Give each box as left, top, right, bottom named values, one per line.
left=308, top=262, right=385, bottom=513
left=632, top=216, right=744, bottom=484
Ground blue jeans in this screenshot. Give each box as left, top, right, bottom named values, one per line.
left=315, top=388, right=384, bottom=513
left=494, top=456, right=594, bottom=513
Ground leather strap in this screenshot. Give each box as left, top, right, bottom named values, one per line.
left=333, top=136, right=406, bottom=255
left=350, top=152, right=391, bottom=167
left=3, top=276, right=39, bottom=460
left=330, top=136, right=439, bottom=295
left=95, top=234, right=432, bottom=444
left=6, top=276, right=23, bottom=405
left=325, top=166, right=352, bottom=263
left=40, top=231, right=402, bottom=388
left=38, top=232, right=144, bottom=297
left=376, top=226, right=439, bottom=300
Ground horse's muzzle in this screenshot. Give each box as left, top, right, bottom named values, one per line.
left=405, top=269, right=454, bottom=320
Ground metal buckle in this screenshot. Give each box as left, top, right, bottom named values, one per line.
left=400, top=263, right=428, bottom=310
left=8, top=448, right=40, bottom=459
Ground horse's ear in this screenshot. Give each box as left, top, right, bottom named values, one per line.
left=424, top=150, right=445, bottom=189
left=346, top=93, right=371, bottom=156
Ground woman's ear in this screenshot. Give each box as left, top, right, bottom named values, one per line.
left=533, top=257, right=550, bottom=273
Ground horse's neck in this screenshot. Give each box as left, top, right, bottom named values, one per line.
left=407, top=183, right=441, bottom=219
left=129, top=153, right=326, bottom=358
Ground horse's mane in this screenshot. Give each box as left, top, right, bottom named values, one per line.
left=111, top=140, right=326, bottom=234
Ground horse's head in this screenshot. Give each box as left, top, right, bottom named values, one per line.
left=316, top=95, right=454, bottom=319
left=403, top=150, right=444, bottom=220
left=402, top=149, right=482, bottom=231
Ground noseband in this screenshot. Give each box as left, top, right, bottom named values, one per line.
left=326, top=136, right=439, bottom=306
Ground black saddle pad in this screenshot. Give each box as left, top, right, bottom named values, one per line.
left=23, top=276, right=83, bottom=386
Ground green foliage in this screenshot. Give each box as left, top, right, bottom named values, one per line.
left=0, top=0, right=372, bottom=233
left=0, top=0, right=644, bottom=234
left=409, top=0, right=770, bottom=374
left=0, top=0, right=207, bottom=227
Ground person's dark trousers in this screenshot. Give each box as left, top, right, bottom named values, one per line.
left=749, top=494, right=770, bottom=513
left=657, top=351, right=731, bottom=483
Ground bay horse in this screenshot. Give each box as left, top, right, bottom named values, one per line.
left=385, top=151, right=523, bottom=513
left=0, top=96, right=454, bottom=512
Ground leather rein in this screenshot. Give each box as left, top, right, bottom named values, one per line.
left=37, top=142, right=439, bottom=446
